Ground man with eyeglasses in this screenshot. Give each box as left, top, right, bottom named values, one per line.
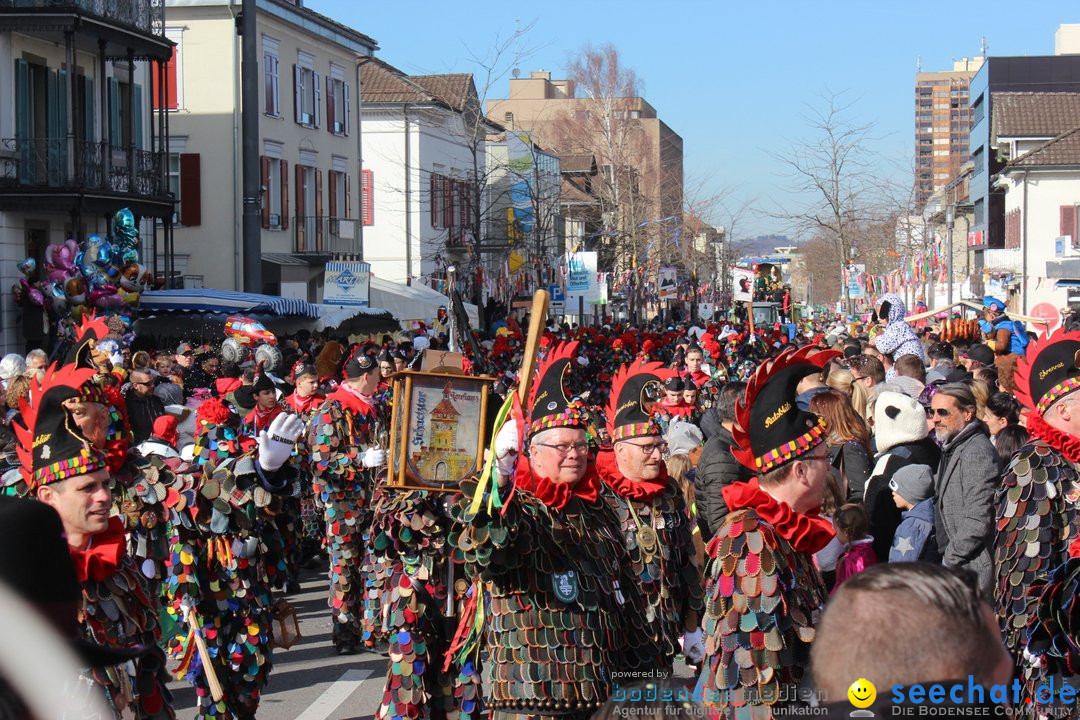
left=124, top=368, right=165, bottom=444
left=929, top=383, right=998, bottom=597
left=595, top=361, right=704, bottom=673
left=458, top=341, right=658, bottom=718
left=696, top=345, right=840, bottom=718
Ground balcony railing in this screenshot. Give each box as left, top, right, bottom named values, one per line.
left=0, top=137, right=167, bottom=198
left=294, top=216, right=361, bottom=255
left=0, top=0, right=162, bottom=36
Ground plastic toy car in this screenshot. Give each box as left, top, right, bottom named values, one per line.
left=222, top=315, right=281, bottom=371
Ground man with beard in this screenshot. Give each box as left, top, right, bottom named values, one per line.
left=18, top=363, right=175, bottom=719
left=307, top=346, right=388, bottom=654
left=453, top=341, right=658, bottom=719
left=929, top=383, right=999, bottom=596
left=696, top=345, right=838, bottom=718
left=595, top=360, right=704, bottom=672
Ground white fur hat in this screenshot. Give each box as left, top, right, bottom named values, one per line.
left=873, top=390, right=929, bottom=453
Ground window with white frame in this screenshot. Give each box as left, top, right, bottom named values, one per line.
left=263, top=36, right=280, bottom=116
left=294, top=52, right=320, bottom=128
left=167, top=153, right=181, bottom=222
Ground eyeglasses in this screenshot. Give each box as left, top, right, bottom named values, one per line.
left=852, top=373, right=870, bottom=382
left=927, top=407, right=952, bottom=418
left=621, top=441, right=667, bottom=456
left=532, top=442, right=590, bottom=457
left=132, top=380, right=152, bottom=387
left=802, top=453, right=831, bottom=464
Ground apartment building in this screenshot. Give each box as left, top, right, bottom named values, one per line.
left=0, top=0, right=174, bottom=354
left=163, top=0, right=375, bottom=299
left=915, top=57, right=982, bottom=210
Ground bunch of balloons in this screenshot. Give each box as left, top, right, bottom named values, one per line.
left=11, top=208, right=153, bottom=322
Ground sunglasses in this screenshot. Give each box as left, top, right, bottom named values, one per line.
left=926, top=407, right=952, bottom=418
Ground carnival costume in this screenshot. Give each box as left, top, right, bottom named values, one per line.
left=597, top=361, right=703, bottom=670
left=994, top=329, right=1080, bottom=704
left=452, top=342, right=660, bottom=719
left=697, top=345, right=837, bottom=717
left=16, top=362, right=176, bottom=719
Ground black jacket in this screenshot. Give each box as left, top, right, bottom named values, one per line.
left=828, top=441, right=872, bottom=502
left=864, top=437, right=940, bottom=562
left=124, top=389, right=165, bottom=445
left=694, top=424, right=752, bottom=540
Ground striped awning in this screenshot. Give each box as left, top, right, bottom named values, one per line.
left=140, top=289, right=320, bottom=318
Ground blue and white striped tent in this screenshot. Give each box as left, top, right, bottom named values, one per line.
left=140, top=289, right=319, bottom=318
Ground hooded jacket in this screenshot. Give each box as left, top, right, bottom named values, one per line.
left=874, top=293, right=926, bottom=362
left=864, top=437, right=940, bottom=562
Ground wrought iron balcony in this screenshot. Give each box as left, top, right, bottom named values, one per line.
left=0, top=0, right=162, bottom=35
left=0, top=137, right=169, bottom=207
left=294, top=216, right=361, bottom=256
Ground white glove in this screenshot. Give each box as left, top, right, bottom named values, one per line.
left=494, top=421, right=518, bottom=477
left=683, top=628, right=705, bottom=666
left=362, top=446, right=387, bottom=469
left=256, top=413, right=304, bottom=472
left=576, top=355, right=590, bottom=367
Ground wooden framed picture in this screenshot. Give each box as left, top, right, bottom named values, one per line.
left=387, top=370, right=492, bottom=492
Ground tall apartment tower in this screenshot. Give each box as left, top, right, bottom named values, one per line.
left=915, top=57, right=984, bottom=209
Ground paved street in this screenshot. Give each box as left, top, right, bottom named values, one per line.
left=167, top=567, right=387, bottom=720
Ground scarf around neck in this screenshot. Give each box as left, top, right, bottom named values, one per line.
left=514, top=460, right=600, bottom=511
left=594, top=449, right=669, bottom=502
left=721, top=477, right=835, bottom=554
left=69, top=516, right=126, bottom=583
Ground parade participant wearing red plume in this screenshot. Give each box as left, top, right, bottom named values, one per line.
left=994, top=328, right=1080, bottom=705
left=697, top=345, right=838, bottom=718
left=452, top=341, right=659, bottom=720
left=17, top=362, right=176, bottom=719
left=596, top=360, right=705, bottom=672
left=307, top=345, right=390, bottom=654
left=168, top=394, right=305, bottom=719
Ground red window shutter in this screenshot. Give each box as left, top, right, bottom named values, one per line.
left=179, top=153, right=201, bottom=226
left=280, top=159, right=289, bottom=229
left=361, top=169, right=373, bottom=226
left=1063, top=205, right=1077, bottom=241
left=345, top=172, right=352, bottom=218
left=295, top=164, right=304, bottom=248
left=260, top=156, right=270, bottom=229
left=315, top=168, right=324, bottom=248
left=328, top=170, right=337, bottom=218
left=152, top=47, right=177, bottom=110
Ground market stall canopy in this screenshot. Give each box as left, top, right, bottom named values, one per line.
left=369, top=277, right=479, bottom=328
left=140, top=289, right=320, bottom=318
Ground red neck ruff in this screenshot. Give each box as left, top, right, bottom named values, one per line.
left=1027, top=412, right=1080, bottom=464
left=721, top=477, right=835, bottom=554
left=514, top=460, right=600, bottom=511
left=69, top=516, right=126, bottom=583
left=246, top=403, right=283, bottom=432
left=595, top=449, right=669, bottom=502
left=329, top=384, right=374, bottom=416
left=286, top=392, right=324, bottom=415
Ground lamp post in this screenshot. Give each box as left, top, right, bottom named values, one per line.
left=946, top=204, right=955, bottom=306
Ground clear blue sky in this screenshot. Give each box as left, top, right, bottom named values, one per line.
left=310, top=0, right=1078, bottom=240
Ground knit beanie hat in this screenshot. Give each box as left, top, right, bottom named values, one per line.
left=889, top=464, right=935, bottom=505
left=666, top=420, right=704, bottom=457
left=873, top=390, right=929, bottom=453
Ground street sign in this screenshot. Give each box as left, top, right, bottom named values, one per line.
left=548, top=284, right=565, bottom=303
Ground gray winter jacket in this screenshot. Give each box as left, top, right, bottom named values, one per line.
left=934, top=422, right=1000, bottom=595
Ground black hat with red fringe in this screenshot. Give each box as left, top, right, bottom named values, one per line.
left=731, top=345, right=840, bottom=474
left=527, top=341, right=585, bottom=437
left=15, top=364, right=109, bottom=492
left=1015, top=327, right=1080, bottom=416
left=606, top=361, right=676, bottom=441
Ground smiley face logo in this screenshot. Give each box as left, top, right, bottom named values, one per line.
left=847, top=678, right=876, bottom=708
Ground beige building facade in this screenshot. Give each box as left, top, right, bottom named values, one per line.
left=915, top=57, right=983, bottom=210
left=164, top=0, right=375, bottom=299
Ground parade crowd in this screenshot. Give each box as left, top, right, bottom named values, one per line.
left=1, top=291, right=1079, bottom=720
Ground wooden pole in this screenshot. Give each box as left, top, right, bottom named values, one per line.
left=746, top=300, right=755, bottom=337
left=517, top=289, right=550, bottom=403
left=186, top=607, right=224, bottom=702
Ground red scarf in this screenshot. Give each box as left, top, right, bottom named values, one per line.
left=285, top=392, right=325, bottom=415
left=721, top=477, right=835, bottom=554
left=1028, top=412, right=1080, bottom=464
left=514, top=461, right=600, bottom=511
left=245, top=403, right=283, bottom=433
left=69, top=516, right=126, bottom=583
left=328, top=384, right=374, bottom=416
left=594, top=449, right=669, bottom=502
left=691, top=370, right=711, bottom=387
